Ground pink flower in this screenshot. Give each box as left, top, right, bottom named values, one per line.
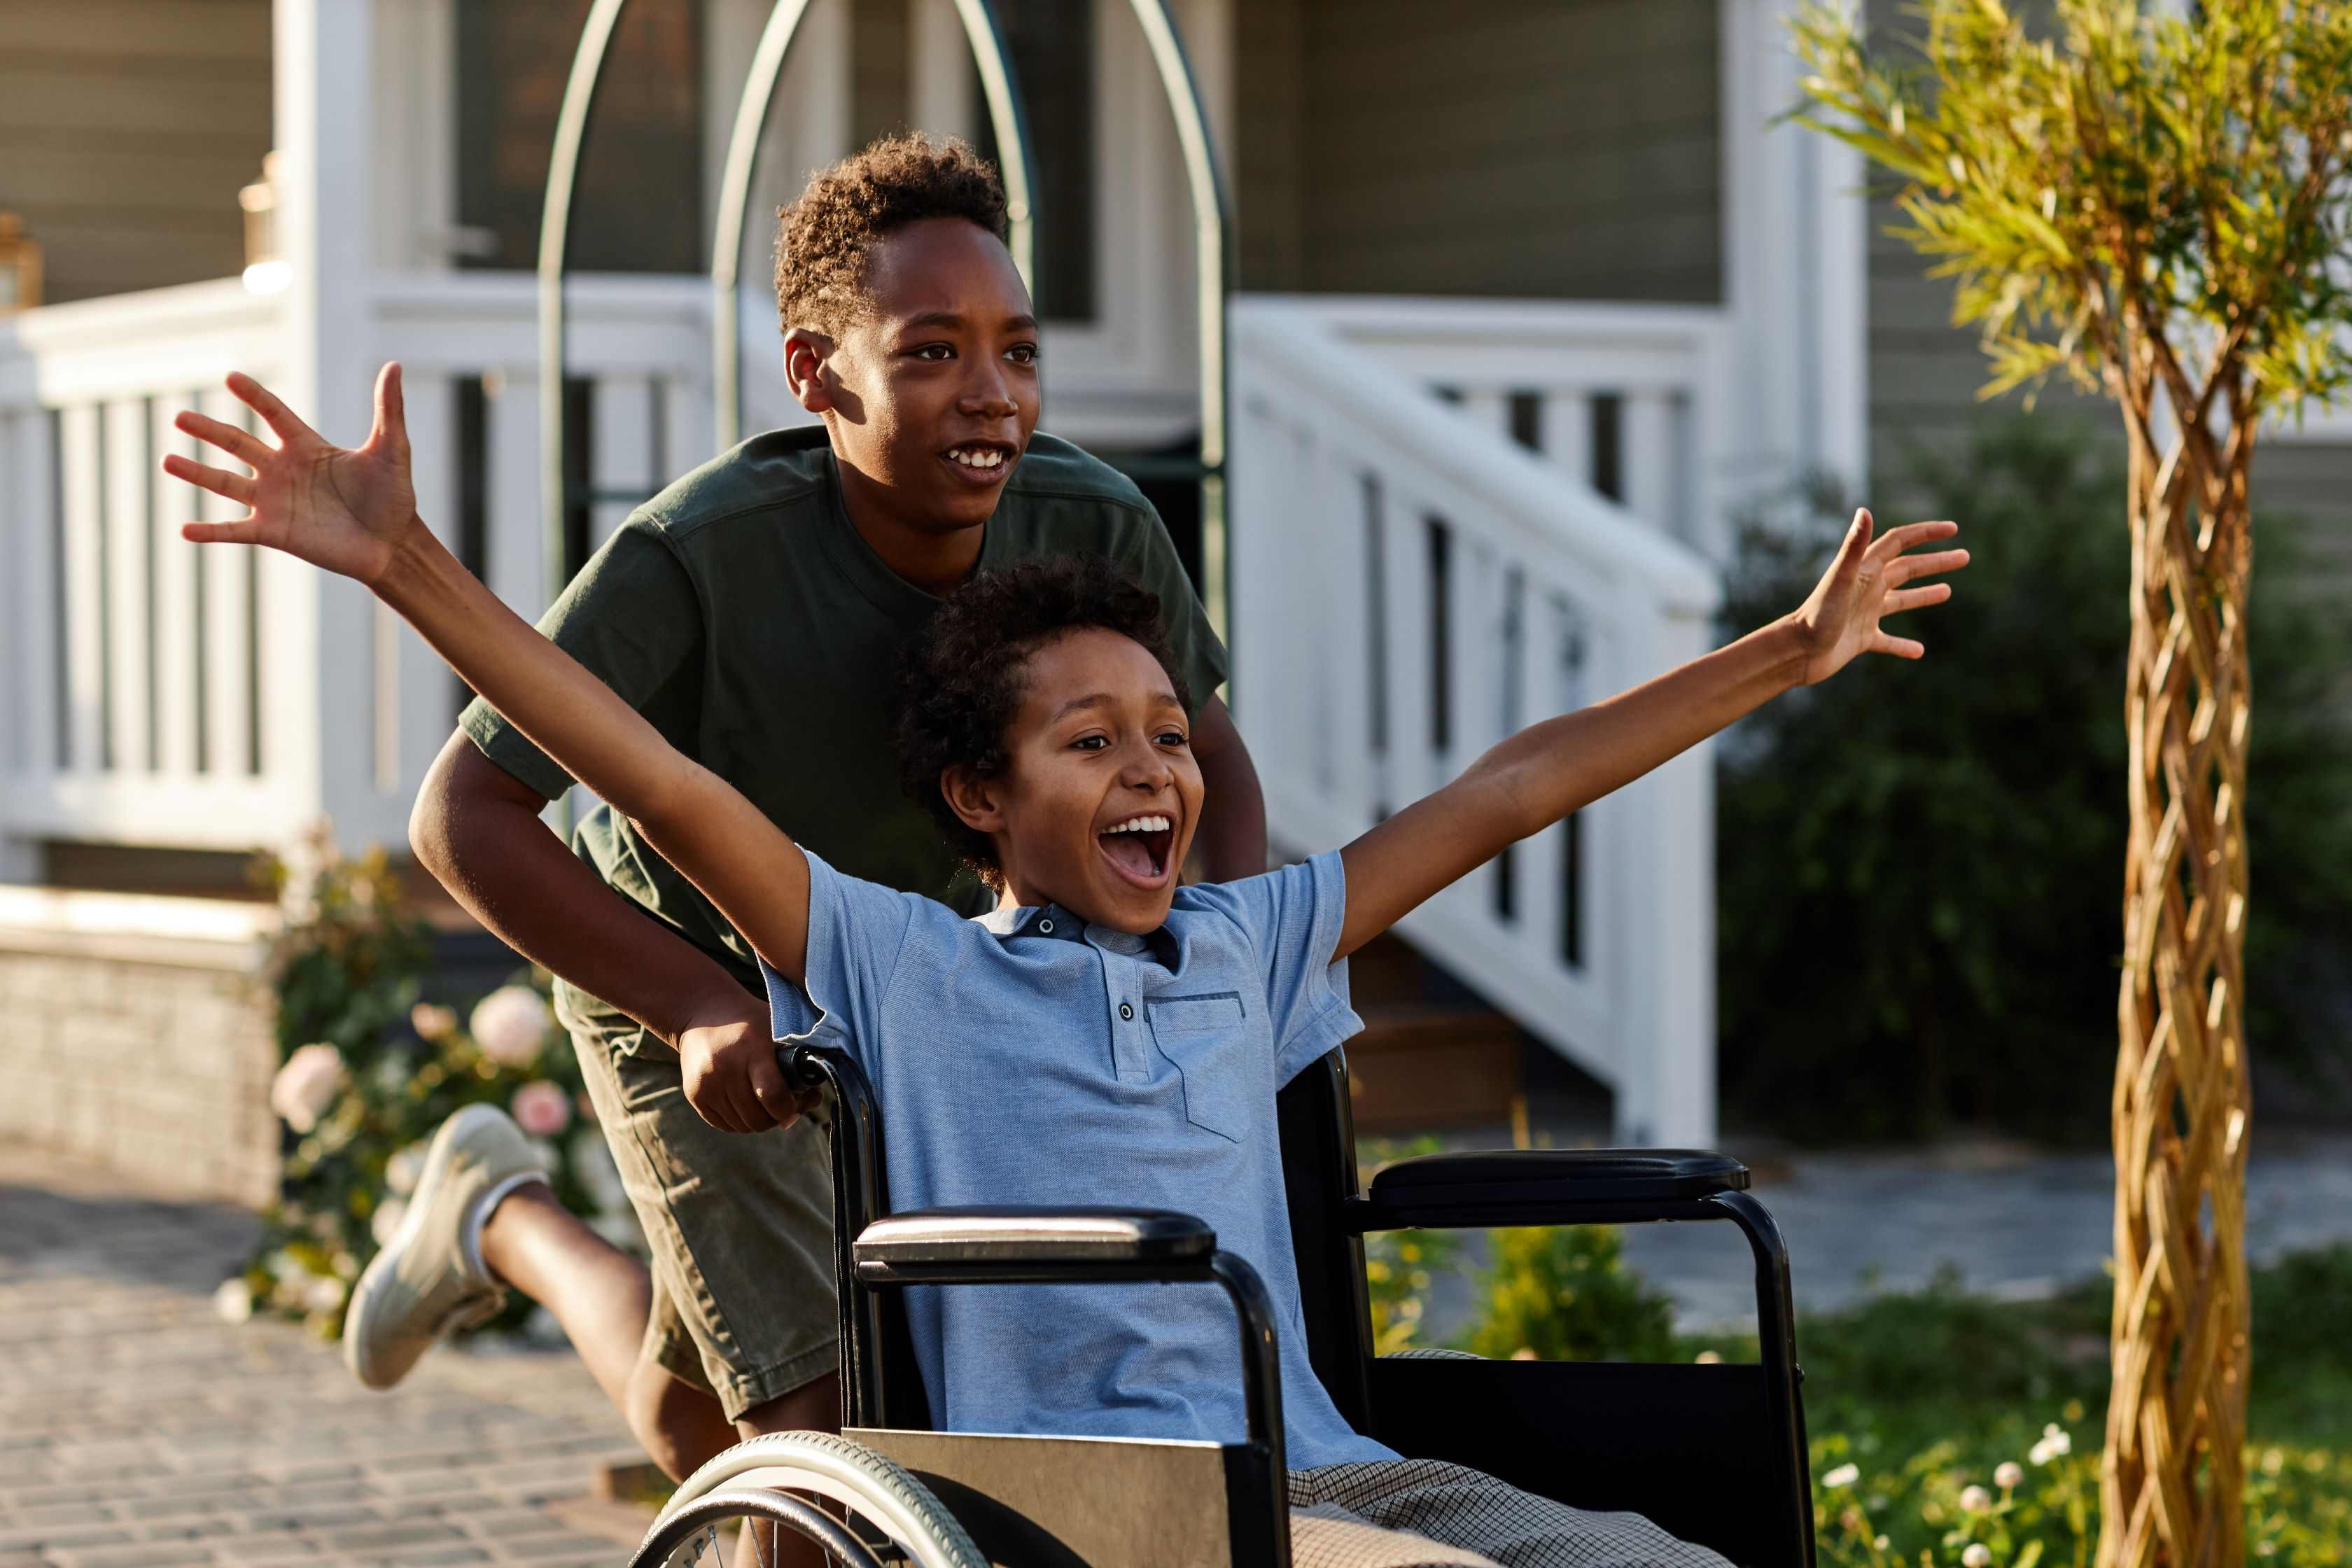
left=410, top=1003, right=458, bottom=1042
left=470, top=985, right=551, bottom=1068
left=270, top=1043, right=347, bottom=1133
left=512, top=1079, right=573, bottom=1137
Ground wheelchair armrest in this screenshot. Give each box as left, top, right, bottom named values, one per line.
left=1357, top=1149, right=1749, bottom=1231
left=852, top=1205, right=1214, bottom=1272
left=850, top=1206, right=1288, bottom=1480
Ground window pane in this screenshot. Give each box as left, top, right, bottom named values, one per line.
left=456, top=0, right=704, bottom=274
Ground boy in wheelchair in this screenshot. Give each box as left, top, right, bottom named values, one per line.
left=164, top=367, right=1963, bottom=1566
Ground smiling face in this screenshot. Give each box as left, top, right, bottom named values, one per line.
left=794, top=216, right=1042, bottom=538
left=944, top=627, right=1205, bottom=933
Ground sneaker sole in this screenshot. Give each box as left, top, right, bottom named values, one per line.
left=344, top=1102, right=515, bottom=1390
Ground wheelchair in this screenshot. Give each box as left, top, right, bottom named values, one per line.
left=628, top=1045, right=1814, bottom=1568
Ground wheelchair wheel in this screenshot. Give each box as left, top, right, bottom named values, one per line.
left=630, top=1431, right=986, bottom=1568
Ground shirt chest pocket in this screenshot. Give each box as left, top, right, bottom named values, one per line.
left=1147, top=993, right=1252, bottom=1143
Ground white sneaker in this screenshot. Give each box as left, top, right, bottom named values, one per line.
left=344, top=1102, right=547, bottom=1390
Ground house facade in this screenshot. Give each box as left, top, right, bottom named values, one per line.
left=4, top=0, right=2346, bottom=1170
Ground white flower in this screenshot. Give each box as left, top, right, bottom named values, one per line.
left=1994, top=1462, right=2024, bottom=1490
left=470, top=985, right=552, bottom=1068
left=2029, top=1423, right=2073, bottom=1465
left=371, top=1197, right=409, bottom=1248
left=385, top=1141, right=429, bottom=1196
left=303, top=1274, right=347, bottom=1315
left=214, top=1279, right=253, bottom=1324
left=411, top=1002, right=459, bottom=1042
left=1963, top=1545, right=1993, bottom=1568
left=1821, top=1463, right=1860, bottom=1489
left=511, top=1079, right=573, bottom=1137
left=1959, top=1484, right=1991, bottom=1513
left=270, top=1043, right=348, bottom=1133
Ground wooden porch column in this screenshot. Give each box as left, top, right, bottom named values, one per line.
left=1719, top=0, right=1870, bottom=502
left=274, top=0, right=385, bottom=851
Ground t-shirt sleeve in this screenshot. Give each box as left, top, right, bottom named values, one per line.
left=1116, top=507, right=1229, bottom=704
left=1186, top=851, right=1363, bottom=1084
left=458, top=517, right=705, bottom=802
left=758, top=850, right=922, bottom=1070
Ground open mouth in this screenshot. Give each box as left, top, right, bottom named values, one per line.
left=1096, top=813, right=1176, bottom=888
left=942, top=442, right=1018, bottom=481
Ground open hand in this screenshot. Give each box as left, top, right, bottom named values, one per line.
left=162, top=363, right=419, bottom=584
left=1786, top=508, right=1968, bottom=685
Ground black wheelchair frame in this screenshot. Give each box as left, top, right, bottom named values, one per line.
left=790, top=1042, right=1816, bottom=1568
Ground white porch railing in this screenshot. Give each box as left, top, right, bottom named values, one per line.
left=0, top=272, right=739, bottom=862
left=1282, top=295, right=1735, bottom=559
left=1229, top=296, right=1726, bottom=1144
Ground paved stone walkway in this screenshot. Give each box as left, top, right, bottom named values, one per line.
left=0, top=1144, right=647, bottom=1568
left=1618, top=1129, right=2352, bottom=1330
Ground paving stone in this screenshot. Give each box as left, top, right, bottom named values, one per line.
left=0, top=1529, right=128, bottom=1554
left=461, top=1511, right=570, bottom=1541
left=1, top=1149, right=637, bottom=1568
left=323, top=1521, right=466, bottom=1552
left=486, top=1534, right=626, bottom=1561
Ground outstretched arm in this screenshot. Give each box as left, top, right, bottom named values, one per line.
left=1334, top=508, right=1967, bottom=959
left=164, top=364, right=817, bottom=983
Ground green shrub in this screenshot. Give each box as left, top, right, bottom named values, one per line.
left=1717, top=416, right=2352, bottom=1141
left=1460, top=1224, right=1681, bottom=1364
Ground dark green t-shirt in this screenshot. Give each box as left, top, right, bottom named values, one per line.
left=461, top=426, right=1227, bottom=1021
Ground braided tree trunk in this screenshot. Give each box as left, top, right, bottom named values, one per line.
left=2099, top=333, right=2257, bottom=1568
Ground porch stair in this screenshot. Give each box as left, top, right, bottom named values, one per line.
left=1229, top=295, right=1729, bottom=1146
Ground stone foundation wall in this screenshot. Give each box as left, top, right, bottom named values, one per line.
left=0, top=889, right=279, bottom=1208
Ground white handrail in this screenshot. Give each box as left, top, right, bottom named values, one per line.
left=1230, top=295, right=1721, bottom=1144
left=1237, top=300, right=1721, bottom=610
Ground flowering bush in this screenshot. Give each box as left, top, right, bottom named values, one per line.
left=220, top=829, right=639, bottom=1338
left=1811, top=1417, right=2352, bottom=1567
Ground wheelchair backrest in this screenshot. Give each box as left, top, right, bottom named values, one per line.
left=813, top=1045, right=1374, bottom=1434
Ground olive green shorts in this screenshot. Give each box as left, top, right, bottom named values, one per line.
left=560, top=983, right=840, bottom=1422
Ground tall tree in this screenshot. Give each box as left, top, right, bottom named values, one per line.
left=1786, top=4, right=2352, bottom=1564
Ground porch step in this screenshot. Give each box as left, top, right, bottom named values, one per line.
left=1345, top=1003, right=1524, bottom=1135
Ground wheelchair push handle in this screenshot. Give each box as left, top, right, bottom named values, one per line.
left=776, top=1044, right=827, bottom=1093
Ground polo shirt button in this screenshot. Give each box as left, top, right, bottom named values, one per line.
left=1038, top=918, right=1055, bottom=934
left=1118, top=1002, right=1135, bottom=1021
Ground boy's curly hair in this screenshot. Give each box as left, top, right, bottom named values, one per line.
left=774, top=132, right=1008, bottom=337
left=896, top=558, right=1194, bottom=888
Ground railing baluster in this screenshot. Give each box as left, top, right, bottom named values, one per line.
left=1460, top=388, right=1509, bottom=438
left=6, top=412, right=59, bottom=788
left=1382, top=489, right=1432, bottom=811
left=103, top=398, right=155, bottom=774
left=482, top=374, right=544, bottom=619
left=197, top=386, right=255, bottom=783
left=592, top=374, right=656, bottom=550
left=58, top=405, right=105, bottom=778
left=1515, top=585, right=1568, bottom=968
left=664, top=371, right=715, bottom=472
left=400, top=373, right=463, bottom=761
left=150, top=397, right=202, bottom=780
left=1540, top=389, right=1593, bottom=489
left=1620, top=388, right=1675, bottom=538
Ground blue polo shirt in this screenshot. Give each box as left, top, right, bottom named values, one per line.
left=761, top=848, right=1395, bottom=1471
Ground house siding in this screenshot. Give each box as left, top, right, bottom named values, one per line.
left=1239, top=0, right=1721, bottom=303
left=0, top=0, right=272, bottom=305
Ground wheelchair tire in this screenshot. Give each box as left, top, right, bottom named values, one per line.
left=629, top=1430, right=987, bottom=1568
